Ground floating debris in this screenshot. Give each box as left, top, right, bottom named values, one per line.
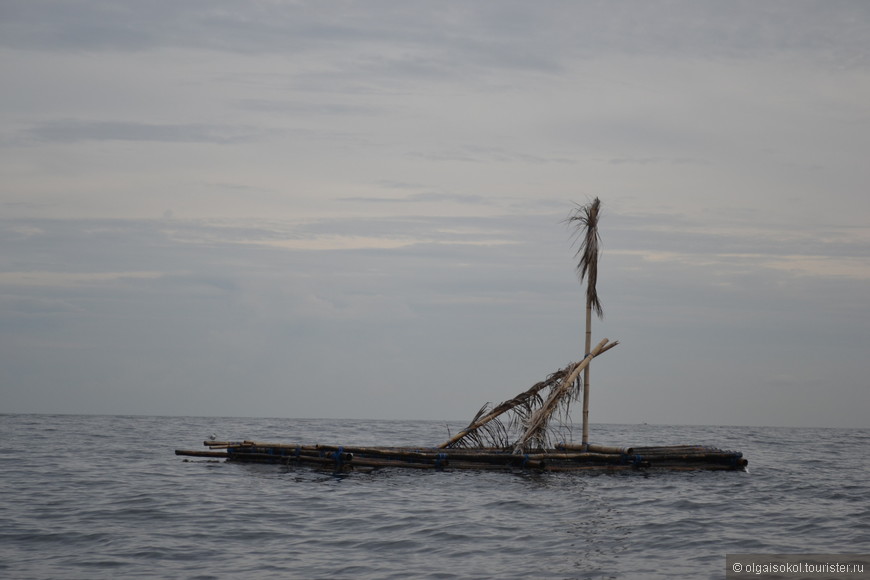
left=175, top=200, right=748, bottom=473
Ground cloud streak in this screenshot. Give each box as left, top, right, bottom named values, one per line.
left=24, top=120, right=258, bottom=144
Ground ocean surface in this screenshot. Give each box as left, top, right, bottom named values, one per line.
left=1, top=415, right=867, bottom=579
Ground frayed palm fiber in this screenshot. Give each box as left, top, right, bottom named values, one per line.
left=441, top=362, right=581, bottom=450
left=440, top=338, right=616, bottom=452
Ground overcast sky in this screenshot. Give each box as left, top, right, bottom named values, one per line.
left=1, top=1, right=868, bottom=429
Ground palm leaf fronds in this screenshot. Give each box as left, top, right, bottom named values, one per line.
left=439, top=364, right=575, bottom=449
left=440, top=339, right=618, bottom=451
left=565, top=197, right=603, bottom=318
left=512, top=337, right=614, bottom=453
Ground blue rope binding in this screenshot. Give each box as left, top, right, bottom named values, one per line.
left=333, top=446, right=345, bottom=469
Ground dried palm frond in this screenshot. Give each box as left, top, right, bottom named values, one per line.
left=513, top=338, right=616, bottom=453
left=439, top=364, right=576, bottom=449
left=565, top=197, right=603, bottom=318
left=455, top=403, right=512, bottom=448
left=440, top=338, right=618, bottom=450
left=514, top=371, right=581, bottom=452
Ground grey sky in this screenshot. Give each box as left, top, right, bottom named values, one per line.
left=1, top=1, right=868, bottom=428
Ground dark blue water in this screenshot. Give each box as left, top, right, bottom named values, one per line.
left=1, top=415, right=867, bottom=579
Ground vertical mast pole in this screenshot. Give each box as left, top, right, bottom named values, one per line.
left=583, top=293, right=592, bottom=448
left=566, top=198, right=602, bottom=451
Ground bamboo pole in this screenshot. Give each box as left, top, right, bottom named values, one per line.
left=566, top=198, right=602, bottom=450
left=581, top=443, right=630, bottom=454
left=176, top=449, right=228, bottom=457
left=582, top=294, right=592, bottom=449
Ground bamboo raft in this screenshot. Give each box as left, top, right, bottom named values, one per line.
left=175, top=441, right=747, bottom=472
left=174, top=341, right=748, bottom=473
left=175, top=200, right=748, bottom=474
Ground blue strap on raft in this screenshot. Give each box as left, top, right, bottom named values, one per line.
left=333, top=446, right=345, bottom=469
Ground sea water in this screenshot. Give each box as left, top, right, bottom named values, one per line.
left=1, top=415, right=867, bottom=579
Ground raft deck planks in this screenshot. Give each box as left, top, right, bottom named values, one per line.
left=175, top=440, right=748, bottom=472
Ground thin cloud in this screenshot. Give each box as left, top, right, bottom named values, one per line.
left=236, top=99, right=381, bottom=117
left=0, top=270, right=165, bottom=287
left=409, top=146, right=576, bottom=165
left=24, top=120, right=258, bottom=144
left=607, top=156, right=711, bottom=166
left=337, top=192, right=488, bottom=205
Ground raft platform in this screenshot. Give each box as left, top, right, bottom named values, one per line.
left=175, top=440, right=748, bottom=472
left=175, top=205, right=749, bottom=474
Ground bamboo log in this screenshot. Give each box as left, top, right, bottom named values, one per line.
left=227, top=451, right=340, bottom=465
left=521, top=452, right=624, bottom=462
left=191, top=437, right=745, bottom=471
left=208, top=441, right=739, bottom=461
left=641, top=453, right=742, bottom=462
left=223, top=442, right=535, bottom=460
left=221, top=444, right=564, bottom=469
left=317, top=445, right=497, bottom=456
left=240, top=441, right=314, bottom=450
left=627, top=446, right=713, bottom=454
left=436, top=459, right=546, bottom=470
left=317, top=445, right=448, bottom=463
left=193, top=442, right=746, bottom=471
left=176, top=449, right=228, bottom=458
left=229, top=444, right=447, bottom=467
left=317, top=445, right=555, bottom=466
left=240, top=447, right=354, bottom=462
left=348, top=457, right=436, bottom=469
left=579, top=444, right=630, bottom=454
